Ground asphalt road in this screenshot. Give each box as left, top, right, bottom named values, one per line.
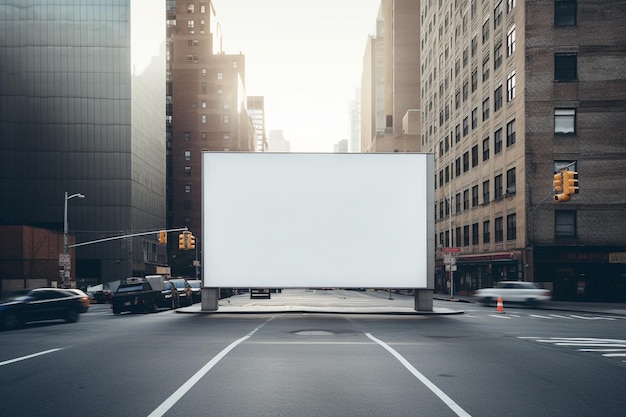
left=1, top=291, right=625, bottom=417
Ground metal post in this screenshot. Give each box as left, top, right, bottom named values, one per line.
left=63, top=192, right=85, bottom=288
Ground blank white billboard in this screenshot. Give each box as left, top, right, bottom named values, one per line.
left=202, top=152, right=434, bottom=289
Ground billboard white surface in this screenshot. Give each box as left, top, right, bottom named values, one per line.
left=202, top=152, right=434, bottom=289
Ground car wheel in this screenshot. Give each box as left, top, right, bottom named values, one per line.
left=65, top=309, right=80, bottom=323
left=2, top=313, right=22, bottom=330
left=112, top=307, right=121, bottom=315
left=481, top=297, right=493, bottom=306
left=525, top=298, right=538, bottom=307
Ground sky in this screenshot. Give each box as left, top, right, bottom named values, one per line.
left=211, top=0, right=382, bottom=152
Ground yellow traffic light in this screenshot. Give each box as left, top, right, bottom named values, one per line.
left=563, top=170, right=579, bottom=196
left=158, top=230, right=167, bottom=244
left=188, top=234, right=196, bottom=250
left=178, top=232, right=187, bottom=249
left=553, top=172, right=563, bottom=193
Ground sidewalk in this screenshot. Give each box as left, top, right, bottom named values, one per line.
left=434, top=294, right=626, bottom=316
left=176, top=289, right=626, bottom=316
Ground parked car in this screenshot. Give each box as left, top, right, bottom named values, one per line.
left=169, top=278, right=193, bottom=306
left=160, top=280, right=181, bottom=309
left=187, top=279, right=202, bottom=303
left=474, top=281, right=551, bottom=307
left=0, top=288, right=89, bottom=330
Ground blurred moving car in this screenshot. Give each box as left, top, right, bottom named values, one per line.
left=161, top=280, right=181, bottom=309
left=0, top=288, right=89, bottom=330
left=474, top=281, right=551, bottom=307
left=187, top=279, right=202, bottom=303
left=169, top=278, right=193, bottom=306
left=63, top=289, right=91, bottom=313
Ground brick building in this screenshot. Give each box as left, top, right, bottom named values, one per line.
left=420, top=0, right=626, bottom=301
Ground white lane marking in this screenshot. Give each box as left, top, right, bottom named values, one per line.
left=529, top=337, right=626, bottom=362
left=0, top=348, right=64, bottom=367
left=366, top=333, right=472, bottom=417
left=530, top=314, right=553, bottom=319
left=148, top=318, right=272, bottom=417
left=568, top=315, right=615, bottom=320
left=549, top=314, right=574, bottom=319
left=489, top=314, right=511, bottom=319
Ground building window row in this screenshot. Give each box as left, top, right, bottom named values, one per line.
left=438, top=212, right=517, bottom=248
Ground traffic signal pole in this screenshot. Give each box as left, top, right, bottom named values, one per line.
left=68, top=227, right=189, bottom=249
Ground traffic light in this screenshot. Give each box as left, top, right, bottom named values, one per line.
left=188, top=234, right=196, bottom=250
left=158, top=230, right=167, bottom=244
left=178, top=232, right=188, bottom=249
left=563, top=170, right=579, bottom=196
left=553, top=172, right=563, bottom=193
left=553, top=171, right=570, bottom=202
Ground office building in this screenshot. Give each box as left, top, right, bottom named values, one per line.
left=0, top=0, right=167, bottom=291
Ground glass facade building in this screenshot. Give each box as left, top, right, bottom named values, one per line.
left=0, top=1, right=166, bottom=286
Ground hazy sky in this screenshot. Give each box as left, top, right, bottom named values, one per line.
left=211, top=0, right=381, bottom=152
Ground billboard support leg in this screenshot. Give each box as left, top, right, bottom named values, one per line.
left=414, top=289, right=433, bottom=311
left=201, top=287, right=219, bottom=311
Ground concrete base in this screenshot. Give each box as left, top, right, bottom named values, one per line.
left=414, top=289, right=434, bottom=311
left=201, top=287, right=219, bottom=311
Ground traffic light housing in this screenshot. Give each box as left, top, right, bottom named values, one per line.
left=563, top=170, right=579, bottom=196
left=553, top=172, right=563, bottom=193
left=188, top=234, right=196, bottom=250
left=178, top=232, right=188, bottom=249
left=158, top=230, right=167, bottom=244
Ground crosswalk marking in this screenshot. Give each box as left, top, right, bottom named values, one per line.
left=523, top=337, right=626, bottom=362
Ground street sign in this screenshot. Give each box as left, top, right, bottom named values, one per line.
left=59, top=253, right=70, bottom=267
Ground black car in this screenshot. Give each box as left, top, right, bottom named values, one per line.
left=160, top=280, right=181, bottom=309
left=187, top=279, right=202, bottom=303
left=0, top=288, right=89, bottom=330
left=169, top=278, right=193, bottom=306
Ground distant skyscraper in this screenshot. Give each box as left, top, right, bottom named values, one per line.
left=268, top=130, right=291, bottom=152
left=0, top=0, right=167, bottom=289
left=248, top=96, right=268, bottom=152
left=334, top=140, right=349, bottom=153
left=349, top=89, right=361, bottom=153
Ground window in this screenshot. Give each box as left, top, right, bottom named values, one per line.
left=482, top=98, right=490, bottom=121
left=463, top=225, right=470, bottom=246
left=507, top=0, right=516, bottom=13
left=187, top=3, right=195, bottom=13
left=439, top=201, right=445, bottom=220
left=184, top=200, right=191, bottom=210
left=463, top=190, right=469, bottom=211
left=555, top=210, right=577, bottom=238
left=439, top=170, right=444, bottom=187
left=555, top=53, right=577, bottom=81
left=507, top=213, right=517, bottom=240
left=483, top=220, right=491, bottom=243
left=463, top=117, right=469, bottom=136
left=463, top=81, right=469, bottom=101
left=201, top=68, right=207, bottom=77
left=482, top=19, right=490, bottom=44
left=217, top=72, right=223, bottom=80
left=555, top=109, right=576, bottom=134
left=201, top=82, right=207, bottom=93
left=463, top=48, right=468, bottom=67
left=455, top=125, right=461, bottom=143
left=471, top=36, right=477, bottom=57
left=445, top=166, right=450, bottom=183
left=555, top=0, right=577, bottom=26
left=463, top=152, right=470, bottom=172
left=223, top=133, right=230, bottom=140
left=483, top=180, right=490, bottom=204
left=494, top=85, right=503, bottom=112
left=455, top=157, right=461, bottom=176
left=494, top=1, right=503, bottom=28
left=472, top=185, right=479, bottom=207
left=482, top=137, right=490, bottom=161
left=472, top=223, right=480, bottom=245
left=187, top=19, right=194, bottom=29
left=201, top=100, right=207, bottom=108
left=494, top=174, right=503, bottom=199
left=200, top=3, right=206, bottom=13
left=471, top=69, right=478, bottom=92
left=201, top=114, right=207, bottom=124
left=494, top=42, right=503, bottom=70
left=184, top=166, right=191, bottom=176
left=455, top=193, right=461, bottom=214
left=223, top=115, right=230, bottom=124
left=184, top=150, right=191, bottom=161
left=472, top=145, right=479, bottom=167
left=507, top=26, right=516, bottom=56
left=471, top=107, right=478, bottom=129
left=456, top=228, right=462, bottom=248
left=506, top=167, right=516, bottom=194
left=183, top=132, right=191, bottom=141
left=506, top=119, right=516, bottom=146
left=184, top=184, right=191, bottom=193
left=201, top=132, right=207, bottom=140
left=494, top=128, right=503, bottom=154
left=507, top=71, right=516, bottom=101
left=495, top=217, right=504, bottom=242
left=482, top=56, right=490, bottom=82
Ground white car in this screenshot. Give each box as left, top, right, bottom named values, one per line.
left=474, top=281, right=551, bottom=307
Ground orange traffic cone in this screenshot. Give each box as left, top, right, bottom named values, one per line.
left=496, top=297, right=505, bottom=313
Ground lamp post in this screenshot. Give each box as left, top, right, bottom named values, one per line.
left=62, top=192, right=85, bottom=288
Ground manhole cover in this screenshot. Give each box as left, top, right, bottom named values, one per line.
left=294, top=330, right=335, bottom=336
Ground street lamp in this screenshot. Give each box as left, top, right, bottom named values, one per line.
left=63, top=192, right=85, bottom=288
